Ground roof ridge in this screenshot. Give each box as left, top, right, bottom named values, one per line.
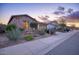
left=8, top=14, right=37, bottom=24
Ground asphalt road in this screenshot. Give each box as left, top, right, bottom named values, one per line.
left=46, top=32, right=79, bottom=55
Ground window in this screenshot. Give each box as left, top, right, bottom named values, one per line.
left=23, top=20, right=29, bottom=29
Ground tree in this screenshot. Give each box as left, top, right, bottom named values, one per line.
left=60, top=17, right=66, bottom=24
left=54, top=6, right=65, bottom=15
left=54, top=6, right=74, bottom=15
left=38, top=15, right=50, bottom=23
left=67, top=8, right=73, bottom=14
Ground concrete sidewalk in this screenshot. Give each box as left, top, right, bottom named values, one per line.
left=0, top=30, right=78, bottom=55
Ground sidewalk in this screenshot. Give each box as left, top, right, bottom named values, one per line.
left=0, top=30, right=78, bottom=55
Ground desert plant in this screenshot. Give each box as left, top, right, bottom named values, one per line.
left=6, top=24, right=21, bottom=41
left=6, top=29, right=21, bottom=41
left=24, top=35, right=33, bottom=41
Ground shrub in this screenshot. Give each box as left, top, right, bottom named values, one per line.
left=24, top=35, right=33, bottom=41
left=6, top=24, right=16, bottom=31
left=6, top=24, right=21, bottom=41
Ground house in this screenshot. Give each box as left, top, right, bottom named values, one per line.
left=38, top=22, right=47, bottom=31
left=8, top=14, right=38, bottom=32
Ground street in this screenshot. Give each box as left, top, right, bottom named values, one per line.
left=46, top=31, right=79, bottom=55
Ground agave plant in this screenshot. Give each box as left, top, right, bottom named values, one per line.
left=6, top=24, right=21, bottom=41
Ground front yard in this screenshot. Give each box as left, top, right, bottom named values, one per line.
left=0, top=31, right=52, bottom=48
left=0, top=23, right=71, bottom=49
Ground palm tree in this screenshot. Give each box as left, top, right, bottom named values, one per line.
left=54, top=6, right=74, bottom=15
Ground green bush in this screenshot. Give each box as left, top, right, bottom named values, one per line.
left=6, top=24, right=16, bottom=31
left=24, top=35, right=33, bottom=41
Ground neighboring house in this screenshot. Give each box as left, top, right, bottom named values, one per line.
left=38, top=21, right=58, bottom=31
left=8, top=14, right=38, bottom=32
left=38, top=22, right=47, bottom=31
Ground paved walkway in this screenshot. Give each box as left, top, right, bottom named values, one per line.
left=46, top=31, right=79, bottom=55
left=0, top=30, right=78, bottom=55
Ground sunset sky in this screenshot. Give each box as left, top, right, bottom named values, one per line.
left=0, top=3, right=79, bottom=24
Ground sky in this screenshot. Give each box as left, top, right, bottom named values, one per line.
left=0, top=3, right=79, bottom=24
